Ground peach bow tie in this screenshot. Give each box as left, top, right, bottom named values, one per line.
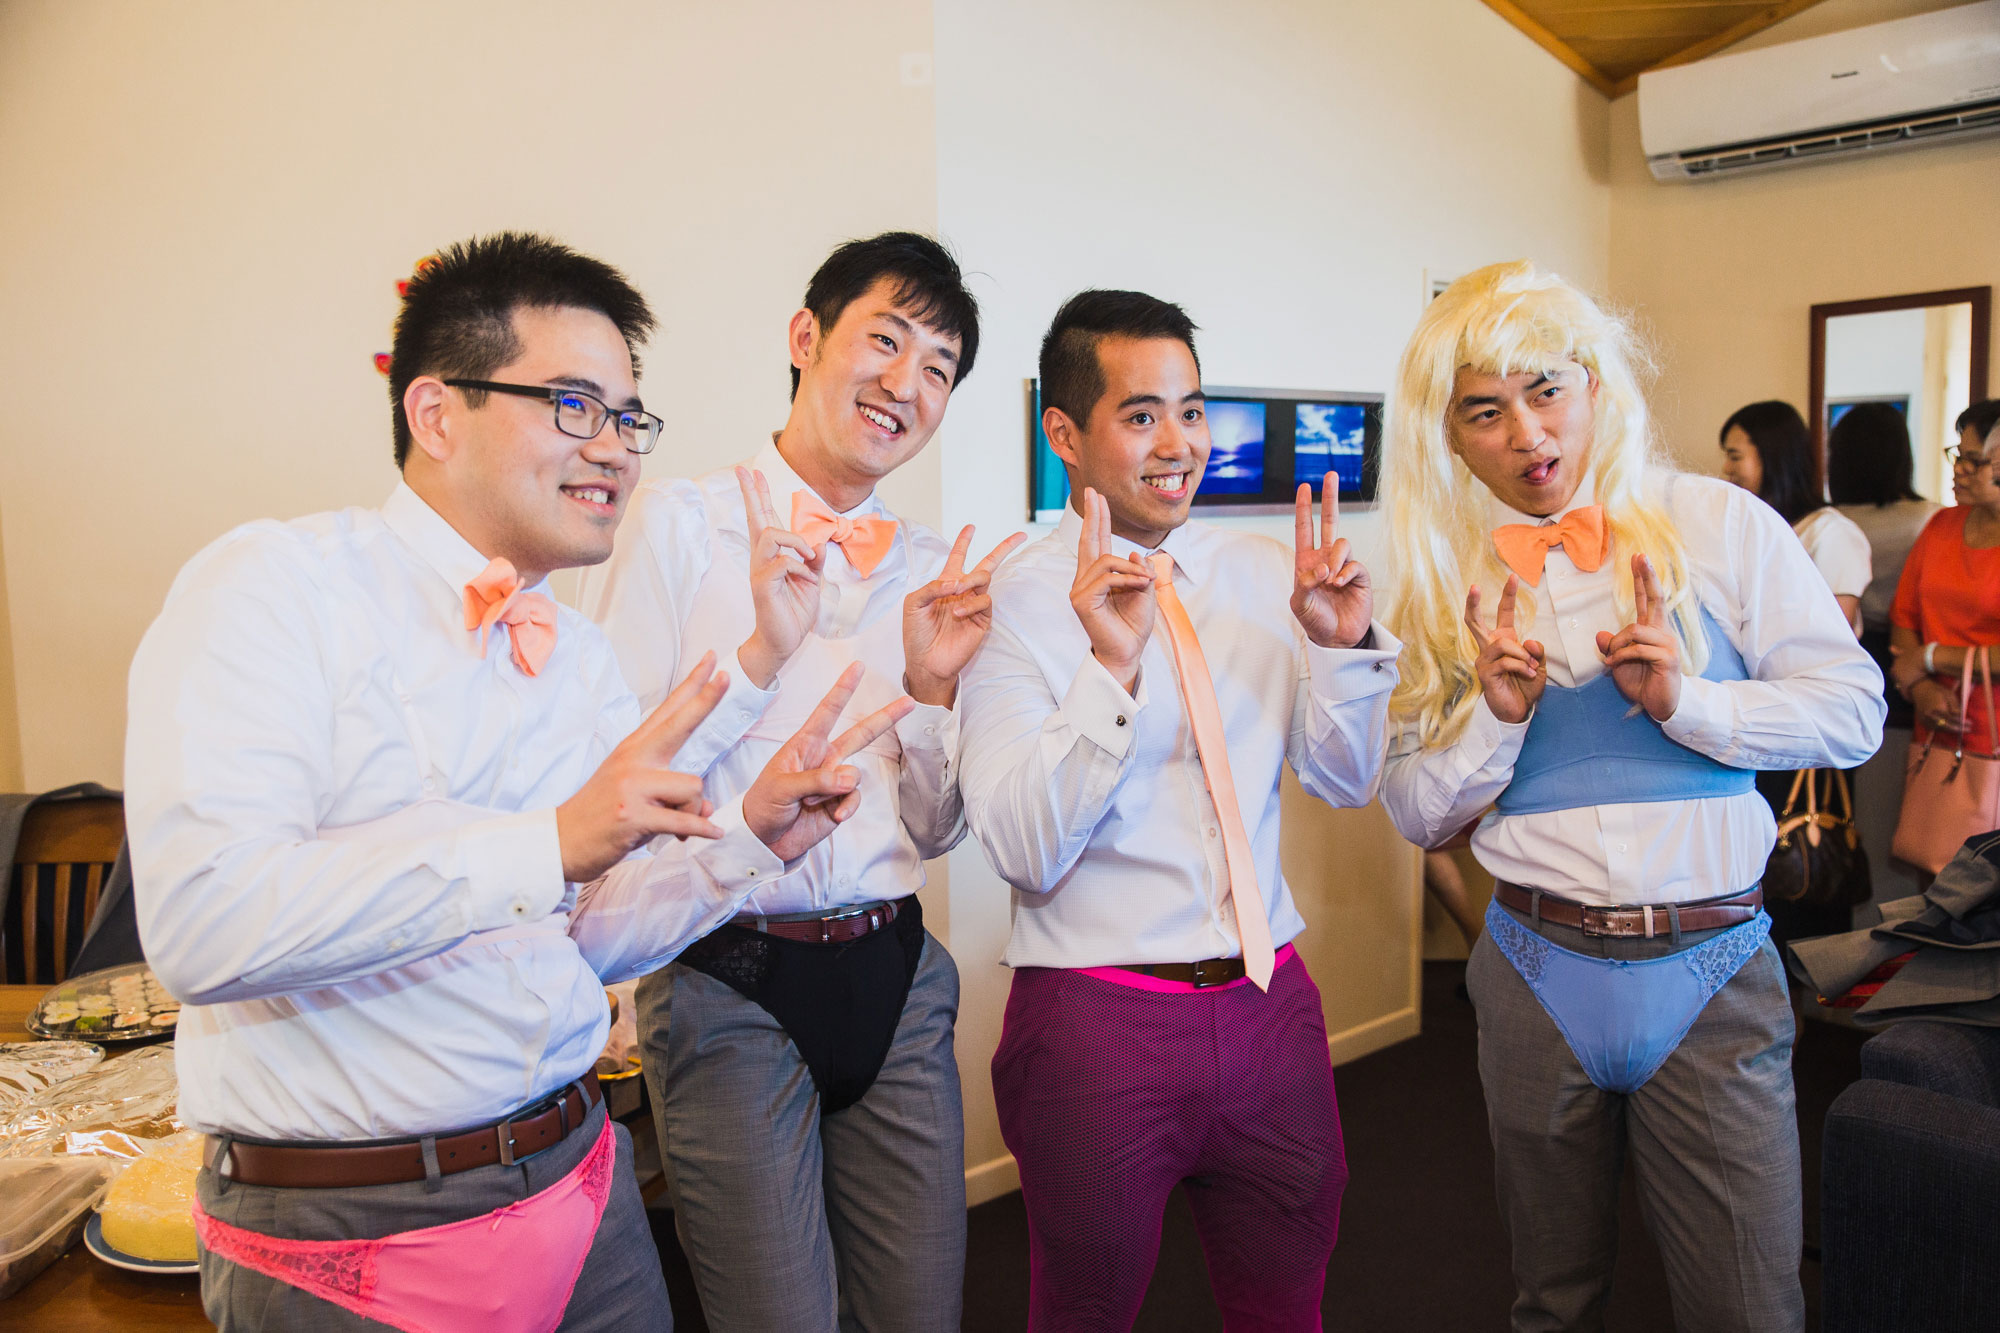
left=790, top=491, right=898, bottom=578
left=463, top=557, right=558, bottom=677
left=1492, top=505, right=1608, bottom=586
left=1148, top=553, right=1276, bottom=991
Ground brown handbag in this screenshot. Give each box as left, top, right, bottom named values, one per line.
left=1891, top=646, right=2000, bottom=874
left=1765, top=767, right=1871, bottom=908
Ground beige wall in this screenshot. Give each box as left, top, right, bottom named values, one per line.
left=931, top=0, right=1614, bottom=1200
left=0, top=0, right=940, bottom=791
left=1607, top=0, right=2000, bottom=474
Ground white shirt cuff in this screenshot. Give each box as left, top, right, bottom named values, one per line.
left=472, top=808, right=570, bottom=928
left=1062, top=653, right=1144, bottom=760
left=1465, top=695, right=1531, bottom=767
left=1304, top=621, right=1402, bottom=700
left=1660, top=674, right=1731, bottom=754
left=895, top=699, right=958, bottom=754
left=689, top=794, right=791, bottom=894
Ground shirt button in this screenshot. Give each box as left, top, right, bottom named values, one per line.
left=746, top=868, right=759, bottom=878
left=1569, top=619, right=1579, bottom=629
left=1116, top=715, right=1128, bottom=727
left=1207, top=828, right=1219, bottom=839
left=422, top=779, right=438, bottom=795
left=1618, top=842, right=1629, bottom=854
left=923, top=724, right=937, bottom=736
left=510, top=901, right=528, bottom=917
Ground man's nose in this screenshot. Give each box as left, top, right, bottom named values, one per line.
left=880, top=352, right=919, bottom=403
left=1506, top=403, right=1547, bottom=450
left=581, top=421, right=630, bottom=468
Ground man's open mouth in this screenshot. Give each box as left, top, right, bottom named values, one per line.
left=1142, top=471, right=1190, bottom=499
left=859, top=404, right=905, bottom=436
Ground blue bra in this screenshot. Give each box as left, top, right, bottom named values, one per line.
left=1495, top=605, right=1755, bottom=816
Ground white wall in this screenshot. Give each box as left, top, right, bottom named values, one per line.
left=932, top=0, right=1614, bottom=1200
left=0, top=0, right=940, bottom=790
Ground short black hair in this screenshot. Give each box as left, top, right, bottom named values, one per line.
left=793, top=232, right=979, bottom=399
left=1828, top=401, right=1922, bottom=507
left=1720, top=399, right=1823, bottom=525
left=389, top=232, right=654, bottom=468
left=1957, top=398, right=2000, bottom=441
left=1038, top=290, right=1201, bottom=425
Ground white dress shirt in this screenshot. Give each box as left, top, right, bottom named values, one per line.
left=958, top=506, right=1401, bottom=970
left=126, top=483, right=787, bottom=1141
left=1381, top=473, right=1886, bottom=907
left=578, top=442, right=962, bottom=917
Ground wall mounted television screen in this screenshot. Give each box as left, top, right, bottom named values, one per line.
left=1029, top=382, right=1381, bottom=523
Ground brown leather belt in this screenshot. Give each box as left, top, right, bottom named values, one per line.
left=1494, top=882, right=1763, bottom=939
left=733, top=897, right=904, bottom=945
left=216, top=1073, right=602, bottom=1189
left=1119, top=958, right=1247, bottom=988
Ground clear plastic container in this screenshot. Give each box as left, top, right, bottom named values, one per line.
left=0, top=1157, right=116, bottom=1299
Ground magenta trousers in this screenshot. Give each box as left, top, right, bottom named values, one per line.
left=992, top=952, right=1347, bottom=1332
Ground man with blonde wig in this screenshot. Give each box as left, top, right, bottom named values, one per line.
left=1378, top=261, right=1882, bottom=1332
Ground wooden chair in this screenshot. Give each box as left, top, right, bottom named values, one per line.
left=4, top=797, right=125, bottom=985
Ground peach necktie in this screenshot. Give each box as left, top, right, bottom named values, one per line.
left=1491, top=504, right=1608, bottom=586
left=790, top=491, right=899, bottom=578
left=1147, top=553, right=1275, bottom=991
left=463, top=557, right=558, bottom=677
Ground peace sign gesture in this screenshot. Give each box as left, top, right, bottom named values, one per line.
left=1595, top=553, right=1682, bottom=722
left=736, top=466, right=825, bottom=689
left=903, top=524, right=1028, bottom=706
left=557, top=651, right=731, bottom=882
left=1290, top=475, right=1372, bottom=648
left=1463, top=575, right=1546, bottom=725
left=1069, top=487, right=1156, bottom=692
left=741, top=662, right=916, bottom=861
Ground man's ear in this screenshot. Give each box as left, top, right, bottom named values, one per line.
left=1043, top=405, right=1082, bottom=470
left=788, top=308, right=819, bottom=378
left=403, top=376, right=454, bottom=466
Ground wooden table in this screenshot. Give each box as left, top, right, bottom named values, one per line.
left=0, top=984, right=211, bottom=1330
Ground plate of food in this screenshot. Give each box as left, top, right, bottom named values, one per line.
left=84, top=1133, right=203, bottom=1275
left=28, top=963, right=180, bottom=1043
left=83, top=1213, right=199, bottom=1275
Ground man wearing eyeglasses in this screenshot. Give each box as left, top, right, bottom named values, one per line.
left=582, top=233, right=1016, bottom=1333
left=126, top=232, right=910, bottom=1331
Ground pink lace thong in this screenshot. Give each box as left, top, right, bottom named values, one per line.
left=192, top=1116, right=615, bottom=1333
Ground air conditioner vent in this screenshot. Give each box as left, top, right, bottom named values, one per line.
left=1657, top=96, right=2000, bottom=180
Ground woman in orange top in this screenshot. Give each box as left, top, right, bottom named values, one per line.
left=1889, top=407, right=2000, bottom=746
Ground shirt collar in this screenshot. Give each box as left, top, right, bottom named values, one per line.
left=380, top=481, right=549, bottom=596
left=753, top=435, right=892, bottom=524
left=1488, top=473, right=1599, bottom=530
left=1053, top=501, right=1208, bottom=587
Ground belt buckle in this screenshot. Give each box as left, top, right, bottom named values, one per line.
left=1189, top=959, right=1226, bottom=989
left=498, top=1118, right=521, bottom=1167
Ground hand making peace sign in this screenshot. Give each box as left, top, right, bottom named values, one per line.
left=740, top=662, right=916, bottom=861
left=903, top=524, right=1027, bottom=706
left=1463, top=575, right=1547, bottom=725
left=1068, top=487, right=1156, bottom=693
left=1595, top=553, right=1682, bottom=722
left=1290, top=474, right=1372, bottom=649
left=736, top=466, right=825, bottom=689
left=557, top=651, right=731, bottom=882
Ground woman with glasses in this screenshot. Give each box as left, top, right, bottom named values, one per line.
left=1888, top=399, right=2000, bottom=752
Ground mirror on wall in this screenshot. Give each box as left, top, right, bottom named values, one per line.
left=1810, top=287, right=1991, bottom=502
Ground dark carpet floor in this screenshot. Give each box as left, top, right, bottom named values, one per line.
left=651, top=960, right=1867, bottom=1331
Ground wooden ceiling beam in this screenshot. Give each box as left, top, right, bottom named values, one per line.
left=1480, top=0, right=1621, bottom=96
left=1608, top=0, right=1834, bottom=96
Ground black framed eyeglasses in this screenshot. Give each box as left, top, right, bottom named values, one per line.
left=444, top=379, right=664, bottom=455
left=1946, top=445, right=1993, bottom=472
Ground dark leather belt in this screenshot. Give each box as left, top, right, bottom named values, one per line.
left=217, top=1073, right=602, bottom=1189
left=1119, top=957, right=1247, bottom=988
left=733, top=897, right=904, bottom=945
left=1495, top=882, right=1763, bottom=939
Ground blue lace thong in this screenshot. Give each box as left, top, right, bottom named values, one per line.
left=1484, top=898, right=1771, bottom=1094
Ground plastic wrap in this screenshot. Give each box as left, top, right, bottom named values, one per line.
left=0, top=1041, right=104, bottom=1111
left=0, top=1156, right=116, bottom=1298
left=0, top=1043, right=183, bottom=1161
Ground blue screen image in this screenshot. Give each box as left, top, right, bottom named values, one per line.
left=1294, top=402, right=1367, bottom=492
left=1200, top=400, right=1266, bottom=495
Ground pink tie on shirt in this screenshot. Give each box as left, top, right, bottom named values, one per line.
left=464, top=557, right=558, bottom=677
left=1147, top=552, right=1276, bottom=991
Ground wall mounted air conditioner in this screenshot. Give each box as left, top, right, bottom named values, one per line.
left=1639, top=0, right=2000, bottom=181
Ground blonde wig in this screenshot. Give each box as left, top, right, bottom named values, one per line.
left=1382, top=260, right=1705, bottom=750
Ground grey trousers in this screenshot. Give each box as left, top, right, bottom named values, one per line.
left=195, top=1100, right=672, bottom=1331
left=639, top=929, right=965, bottom=1333
left=1465, top=903, right=1805, bottom=1333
